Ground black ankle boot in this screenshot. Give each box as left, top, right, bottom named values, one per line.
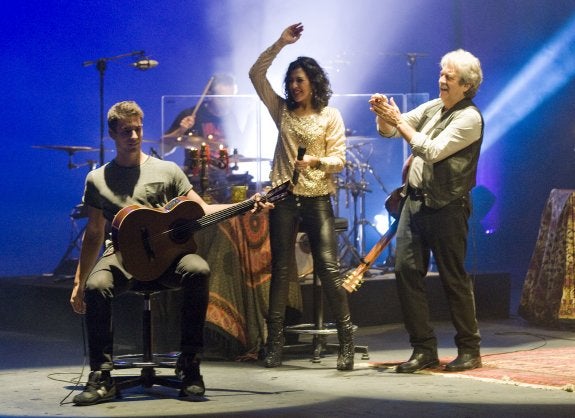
left=336, top=320, right=355, bottom=371
left=264, top=322, right=284, bottom=368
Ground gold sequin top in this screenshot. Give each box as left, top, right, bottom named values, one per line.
left=249, top=42, right=346, bottom=196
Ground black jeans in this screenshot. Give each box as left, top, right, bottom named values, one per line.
left=394, top=194, right=481, bottom=356
left=267, top=194, right=351, bottom=326
left=84, top=252, right=210, bottom=371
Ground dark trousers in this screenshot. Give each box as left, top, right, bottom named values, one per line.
left=394, top=194, right=480, bottom=356
left=84, top=252, right=210, bottom=371
left=267, top=194, right=351, bottom=327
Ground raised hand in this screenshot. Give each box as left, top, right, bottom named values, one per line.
left=279, top=23, right=304, bottom=46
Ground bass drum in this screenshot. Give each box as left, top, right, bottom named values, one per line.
left=295, top=232, right=313, bottom=279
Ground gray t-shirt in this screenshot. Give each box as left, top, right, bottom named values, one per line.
left=83, top=156, right=193, bottom=223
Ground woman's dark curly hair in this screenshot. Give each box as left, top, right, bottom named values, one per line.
left=283, top=56, right=332, bottom=111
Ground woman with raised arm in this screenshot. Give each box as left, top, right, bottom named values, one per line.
left=249, top=23, right=355, bottom=370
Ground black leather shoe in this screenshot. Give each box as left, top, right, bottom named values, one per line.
left=396, top=352, right=440, bottom=373
left=176, top=354, right=205, bottom=398
left=445, top=353, right=482, bottom=372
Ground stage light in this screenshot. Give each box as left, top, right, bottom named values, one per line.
left=374, top=213, right=390, bottom=236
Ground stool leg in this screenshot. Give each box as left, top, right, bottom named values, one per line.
left=114, top=291, right=182, bottom=393
left=312, top=272, right=325, bottom=363
left=142, top=294, right=152, bottom=363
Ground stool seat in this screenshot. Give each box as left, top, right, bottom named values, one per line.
left=285, top=322, right=355, bottom=336
left=334, top=216, right=348, bottom=232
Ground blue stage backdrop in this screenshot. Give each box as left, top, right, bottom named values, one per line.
left=1, top=0, right=574, bottom=291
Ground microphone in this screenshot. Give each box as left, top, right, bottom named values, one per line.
left=132, top=59, right=159, bottom=70
left=292, top=146, right=306, bottom=185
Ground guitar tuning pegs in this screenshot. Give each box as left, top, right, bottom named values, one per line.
left=342, top=273, right=364, bottom=293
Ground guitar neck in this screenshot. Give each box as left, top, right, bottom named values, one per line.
left=362, top=219, right=399, bottom=268
left=196, top=199, right=254, bottom=230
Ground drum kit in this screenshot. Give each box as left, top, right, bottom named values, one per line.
left=173, top=135, right=270, bottom=203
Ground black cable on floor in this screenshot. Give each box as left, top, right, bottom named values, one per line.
left=47, top=315, right=88, bottom=406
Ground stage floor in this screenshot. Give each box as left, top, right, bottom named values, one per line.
left=1, top=317, right=575, bottom=417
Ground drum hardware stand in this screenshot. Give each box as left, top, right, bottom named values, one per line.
left=49, top=204, right=87, bottom=281
left=337, top=224, right=363, bottom=269
left=349, top=149, right=385, bottom=259
left=350, top=173, right=372, bottom=258
left=361, top=136, right=399, bottom=272
left=199, top=144, right=210, bottom=198
left=334, top=162, right=363, bottom=268
left=341, top=146, right=394, bottom=273
left=362, top=161, right=397, bottom=271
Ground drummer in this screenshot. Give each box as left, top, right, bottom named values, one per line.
left=163, top=73, right=240, bottom=154
left=163, top=73, right=242, bottom=202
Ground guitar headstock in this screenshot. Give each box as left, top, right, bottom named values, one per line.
left=262, top=181, right=291, bottom=204
left=341, top=270, right=365, bottom=293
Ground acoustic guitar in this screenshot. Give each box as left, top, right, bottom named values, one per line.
left=111, top=181, right=290, bottom=281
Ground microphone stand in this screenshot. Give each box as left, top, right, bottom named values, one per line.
left=83, top=50, right=145, bottom=166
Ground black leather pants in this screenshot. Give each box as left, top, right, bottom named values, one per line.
left=84, top=252, right=210, bottom=371
left=267, top=194, right=351, bottom=329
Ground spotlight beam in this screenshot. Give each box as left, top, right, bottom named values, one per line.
left=482, top=13, right=575, bottom=151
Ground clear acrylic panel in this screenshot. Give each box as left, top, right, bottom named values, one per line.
left=161, top=92, right=429, bottom=265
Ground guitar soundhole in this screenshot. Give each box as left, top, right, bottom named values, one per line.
left=169, top=219, right=191, bottom=244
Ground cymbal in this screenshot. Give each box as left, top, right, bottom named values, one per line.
left=32, top=145, right=99, bottom=154
left=104, top=137, right=158, bottom=144
left=164, top=135, right=224, bottom=149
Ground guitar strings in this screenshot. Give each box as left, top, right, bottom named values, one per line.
left=121, top=200, right=253, bottom=249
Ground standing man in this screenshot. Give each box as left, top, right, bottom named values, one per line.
left=369, top=49, right=484, bottom=373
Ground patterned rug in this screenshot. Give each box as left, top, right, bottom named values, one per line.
left=370, top=347, right=575, bottom=392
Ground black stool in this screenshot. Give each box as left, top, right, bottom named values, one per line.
left=284, top=217, right=369, bottom=363
left=112, top=281, right=182, bottom=393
